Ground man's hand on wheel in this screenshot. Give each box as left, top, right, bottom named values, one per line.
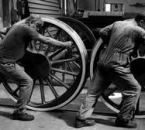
left=64, top=41, right=73, bottom=48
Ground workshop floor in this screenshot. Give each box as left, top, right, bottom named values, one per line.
left=0, top=81, right=145, bottom=130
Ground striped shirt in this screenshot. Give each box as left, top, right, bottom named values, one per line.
left=98, top=19, right=145, bottom=68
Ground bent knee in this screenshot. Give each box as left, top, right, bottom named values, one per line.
left=26, top=77, right=33, bottom=86
left=134, top=83, right=141, bottom=95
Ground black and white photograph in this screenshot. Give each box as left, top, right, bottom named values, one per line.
left=0, top=0, right=145, bottom=130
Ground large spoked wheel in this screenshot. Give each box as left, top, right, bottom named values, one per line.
left=57, top=17, right=97, bottom=60
left=2, top=16, right=88, bottom=111
left=90, top=38, right=145, bottom=118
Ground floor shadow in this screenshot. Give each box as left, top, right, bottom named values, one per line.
left=46, top=110, right=77, bottom=128
left=0, top=99, right=16, bottom=120
left=0, top=110, right=13, bottom=119
left=0, top=98, right=15, bottom=107
left=94, top=118, right=116, bottom=127
left=47, top=110, right=118, bottom=128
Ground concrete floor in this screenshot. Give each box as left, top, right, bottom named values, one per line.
left=1, top=107, right=145, bottom=130
left=0, top=83, right=145, bottom=130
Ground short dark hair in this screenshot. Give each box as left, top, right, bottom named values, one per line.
left=25, top=14, right=44, bottom=27
left=135, top=12, right=145, bottom=22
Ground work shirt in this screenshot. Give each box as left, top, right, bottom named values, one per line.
left=0, top=24, right=39, bottom=64
left=98, top=19, right=145, bottom=68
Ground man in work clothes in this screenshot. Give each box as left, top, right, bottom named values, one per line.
left=0, top=15, right=72, bottom=121
left=75, top=12, right=145, bottom=128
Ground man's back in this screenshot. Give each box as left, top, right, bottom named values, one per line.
left=0, top=24, right=38, bottom=64
left=99, top=19, right=145, bottom=67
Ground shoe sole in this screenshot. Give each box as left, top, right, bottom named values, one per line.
left=116, top=123, right=137, bottom=128
left=12, top=116, right=34, bottom=121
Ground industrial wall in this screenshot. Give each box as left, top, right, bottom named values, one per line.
left=0, top=0, right=62, bottom=28
left=77, top=0, right=145, bottom=18
left=27, top=0, right=61, bottom=18
left=106, top=0, right=145, bottom=18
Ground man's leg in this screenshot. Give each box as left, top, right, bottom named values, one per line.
left=13, top=64, right=33, bottom=110
left=0, top=63, right=34, bottom=121
left=111, top=66, right=141, bottom=128
left=75, top=66, right=111, bottom=128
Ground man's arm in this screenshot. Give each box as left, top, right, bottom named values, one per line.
left=0, top=26, right=11, bottom=34
left=0, top=26, right=11, bottom=39
left=37, top=33, right=72, bottom=47
left=99, top=23, right=113, bottom=44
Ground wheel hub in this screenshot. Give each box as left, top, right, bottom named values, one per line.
left=19, top=50, right=51, bottom=79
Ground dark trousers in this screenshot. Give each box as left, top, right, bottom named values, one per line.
left=77, top=64, right=141, bottom=121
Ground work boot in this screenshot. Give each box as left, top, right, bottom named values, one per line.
left=75, top=117, right=96, bottom=128
left=12, top=110, right=34, bottom=121
left=115, top=118, right=137, bottom=128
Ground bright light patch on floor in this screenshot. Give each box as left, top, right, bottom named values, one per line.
left=109, top=93, right=122, bottom=99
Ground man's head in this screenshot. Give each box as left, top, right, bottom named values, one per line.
left=25, top=15, right=44, bottom=31
left=135, top=12, right=145, bottom=30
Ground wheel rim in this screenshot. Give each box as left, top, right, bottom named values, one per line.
left=2, top=16, right=88, bottom=111
left=58, top=17, right=97, bottom=60
left=90, top=38, right=145, bottom=118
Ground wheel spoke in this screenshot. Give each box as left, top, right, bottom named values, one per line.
left=72, top=61, right=81, bottom=68
left=51, top=56, right=80, bottom=65
left=49, top=47, right=65, bottom=59
left=52, top=68, right=78, bottom=76
left=66, top=62, right=76, bottom=80
left=12, top=87, right=20, bottom=96
left=82, top=38, right=87, bottom=43
left=45, top=77, right=59, bottom=98
left=49, top=73, right=70, bottom=89
left=45, top=28, right=54, bottom=37
left=39, top=79, right=46, bottom=104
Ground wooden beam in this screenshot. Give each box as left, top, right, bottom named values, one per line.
left=0, top=0, right=3, bottom=28
left=2, top=0, right=11, bottom=27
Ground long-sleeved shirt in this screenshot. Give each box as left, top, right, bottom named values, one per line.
left=98, top=19, right=145, bottom=68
